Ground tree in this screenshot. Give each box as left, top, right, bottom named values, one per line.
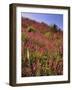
left=50, top=24, right=58, bottom=32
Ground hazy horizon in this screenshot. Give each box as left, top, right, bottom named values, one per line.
left=21, top=12, right=63, bottom=30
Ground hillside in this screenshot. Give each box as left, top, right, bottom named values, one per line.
left=21, top=17, right=63, bottom=77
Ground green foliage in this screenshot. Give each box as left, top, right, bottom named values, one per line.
left=44, top=32, right=52, bottom=39
left=22, top=48, right=28, bottom=62
left=40, top=50, right=48, bottom=59
left=29, top=52, right=36, bottom=64
left=49, top=51, right=62, bottom=61
left=22, top=32, right=28, bottom=42
left=44, top=32, right=52, bottom=38
left=46, top=67, right=54, bottom=75
left=27, top=26, right=36, bottom=32
left=29, top=51, right=43, bottom=65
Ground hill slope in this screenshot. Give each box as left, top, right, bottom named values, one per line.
left=21, top=17, right=63, bottom=77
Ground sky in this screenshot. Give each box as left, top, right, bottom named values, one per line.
left=21, top=12, right=63, bottom=30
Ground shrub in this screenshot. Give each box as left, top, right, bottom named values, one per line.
left=27, top=26, right=36, bottom=32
